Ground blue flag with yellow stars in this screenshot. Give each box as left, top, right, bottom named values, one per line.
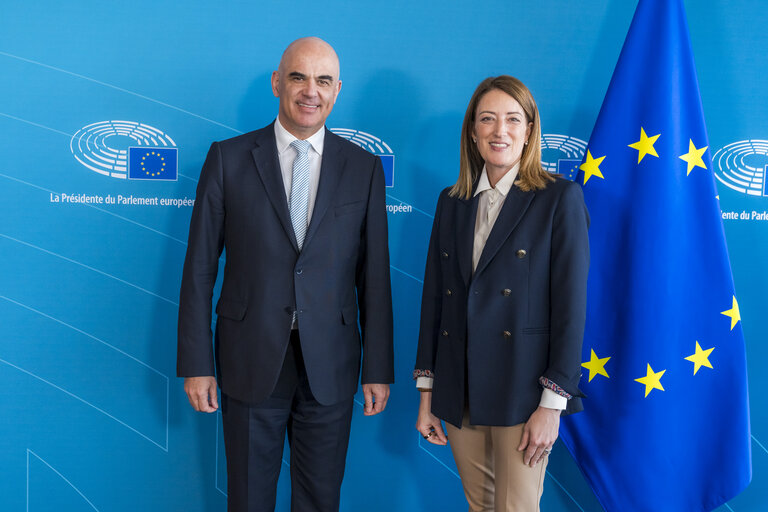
left=558, top=0, right=752, bottom=510
left=128, top=147, right=178, bottom=181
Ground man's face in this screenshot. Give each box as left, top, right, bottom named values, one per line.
left=272, top=40, right=341, bottom=139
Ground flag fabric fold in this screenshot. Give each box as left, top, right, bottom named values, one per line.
left=559, top=0, right=752, bottom=510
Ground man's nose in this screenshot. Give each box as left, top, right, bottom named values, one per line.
left=302, top=79, right=318, bottom=97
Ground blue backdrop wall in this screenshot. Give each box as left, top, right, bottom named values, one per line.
left=1, top=1, right=765, bottom=510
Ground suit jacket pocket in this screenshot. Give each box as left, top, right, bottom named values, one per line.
left=216, top=299, right=247, bottom=321
left=335, top=200, right=366, bottom=217
left=522, top=327, right=550, bottom=335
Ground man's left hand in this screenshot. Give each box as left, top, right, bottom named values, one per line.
left=362, top=383, right=390, bottom=416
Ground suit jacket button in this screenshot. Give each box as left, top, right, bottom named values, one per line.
left=501, top=288, right=511, bottom=296
left=445, top=289, right=452, bottom=296
left=503, top=330, right=511, bottom=338
left=441, top=251, right=449, bottom=259
left=441, top=330, right=449, bottom=337
left=516, top=249, right=527, bottom=259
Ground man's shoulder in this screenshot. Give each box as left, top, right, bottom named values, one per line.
left=215, top=124, right=274, bottom=151
left=325, top=129, right=378, bottom=163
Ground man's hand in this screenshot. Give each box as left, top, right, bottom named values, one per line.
left=518, top=406, right=560, bottom=467
left=184, top=376, right=219, bottom=413
left=362, top=383, right=390, bottom=416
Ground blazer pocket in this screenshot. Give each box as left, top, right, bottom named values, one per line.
left=215, top=299, right=247, bottom=321
left=341, top=305, right=358, bottom=325
left=335, top=200, right=366, bottom=217
left=522, top=327, right=550, bottom=335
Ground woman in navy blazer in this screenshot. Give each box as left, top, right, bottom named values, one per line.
left=414, top=76, right=589, bottom=511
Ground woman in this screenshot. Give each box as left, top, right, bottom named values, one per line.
left=414, top=76, right=589, bottom=512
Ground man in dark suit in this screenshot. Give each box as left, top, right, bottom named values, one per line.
left=177, top=37, right=394, bottom=512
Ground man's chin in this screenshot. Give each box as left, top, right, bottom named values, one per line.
left=292, top=119, right=325, bottom=135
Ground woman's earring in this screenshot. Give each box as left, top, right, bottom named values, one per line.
left=472, top=138, right=477, bottom=143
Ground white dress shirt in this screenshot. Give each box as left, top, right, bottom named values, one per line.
left=417, top=164, right=567, bottom=411
left=275, top=118, right=325, bottom=329
left=274, top=117, right=324, bottom=225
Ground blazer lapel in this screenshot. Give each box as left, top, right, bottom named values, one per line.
left=250, top=125, right=299, bottom=252
left=474, top=186, right=535, bottom=277
left=303, top=129, right=345, bottom=249
left=456, top=193, right=479, bottom=285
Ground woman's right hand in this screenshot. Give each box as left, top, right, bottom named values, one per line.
left=416, top=391, right=448, bottom=445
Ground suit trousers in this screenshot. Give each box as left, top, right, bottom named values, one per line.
left=445, top=418, right=548, bottom=512
left=221, top=331, right=354, bottom=512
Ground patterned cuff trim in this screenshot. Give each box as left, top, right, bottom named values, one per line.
left=539, top=376, right=572, bottom=400
left=413, top=369, right=434, bottom=380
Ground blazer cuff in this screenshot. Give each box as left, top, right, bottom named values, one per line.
left=413, top=369, right=434, bottom=380
left=538, top=376, right=573, bottom=400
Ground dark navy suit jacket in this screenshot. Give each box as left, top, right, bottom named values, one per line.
left=177, top=123, right=394, bottom=406
left=415, top=178, right=589, bottom=428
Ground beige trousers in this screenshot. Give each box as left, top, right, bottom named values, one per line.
left=445, top=418, right=548, bottom=512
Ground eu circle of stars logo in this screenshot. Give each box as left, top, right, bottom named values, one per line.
left=142, top=150, right=167, bottom=177
left=128, top=146, right=178, bottom=181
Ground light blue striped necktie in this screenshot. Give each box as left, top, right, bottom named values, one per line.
left=289, top=139, right=311, bottom=250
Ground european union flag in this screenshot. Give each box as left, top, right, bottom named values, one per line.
left=378, top=154, right=395, bottom=187
left=559, top=1, right=752, bottom=510
left=556, top=158, right=581, bottom=181
left=128, top=147, right=178, bottom=181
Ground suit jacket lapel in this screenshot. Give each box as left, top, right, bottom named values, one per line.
left=474, top=185, right=535, bottom=277
left=304, top=128, right=345, bottom=248
left=250, top=125, right=299, bottom=252
left=456, top=193, right=479, bottom=286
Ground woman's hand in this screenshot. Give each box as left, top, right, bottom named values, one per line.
left=518, top=406, right=560, bottom=466
left=415, top=391, right=448, bottom=445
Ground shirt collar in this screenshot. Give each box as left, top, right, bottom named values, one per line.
left=473, top=162, right=520, bottom=198
left=274, top=117, right=325, bottom=156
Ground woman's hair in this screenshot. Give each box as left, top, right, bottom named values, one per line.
left=450, top=75, right=554, bottom=199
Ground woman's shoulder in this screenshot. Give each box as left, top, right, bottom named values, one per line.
left=429, top=186, right=469, bottom=220
left=438, top=186, right=455, bottom=200
left=539, top=176, right=585, bottom=200
left=545, top=175, right=579, bottom=191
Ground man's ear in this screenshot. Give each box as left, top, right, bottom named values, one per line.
left=271, top=71, right=280, bottom=98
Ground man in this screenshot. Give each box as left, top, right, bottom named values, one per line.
left=177, top=37, right=394, bottom=512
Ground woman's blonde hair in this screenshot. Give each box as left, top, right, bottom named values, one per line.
left=450, top=75, right=554, bottom=199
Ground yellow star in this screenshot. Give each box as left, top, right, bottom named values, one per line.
left=684, top=341, right=714, bottom=375
left=581, top=349, right=611, bottom=382
left=635, top=364, right=666, bottom=397
left=628, top=127, right=660, bottom=163
left=721, top=296, right=741, bottom=330
left=678, top=139, right=708, bottom=175
left=580, top=150, right=605, bottom=185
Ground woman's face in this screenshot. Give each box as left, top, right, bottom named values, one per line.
left=473, top=89, right=532, bottom=176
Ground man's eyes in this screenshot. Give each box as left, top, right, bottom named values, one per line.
left=290, top=76, right=332, bottom=86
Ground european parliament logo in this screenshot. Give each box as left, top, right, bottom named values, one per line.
left=70, top=120, right=178, bottom=181
left=331, top=128, right=394, bottom=187
left=713, top=139, right=768, bottom=197
left=541, top=134, right=588, bottom=181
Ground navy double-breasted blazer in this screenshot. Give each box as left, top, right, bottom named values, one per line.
left=177, top=123, right=394, bottom=406
left=415, top=177, right=589, bottom=428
